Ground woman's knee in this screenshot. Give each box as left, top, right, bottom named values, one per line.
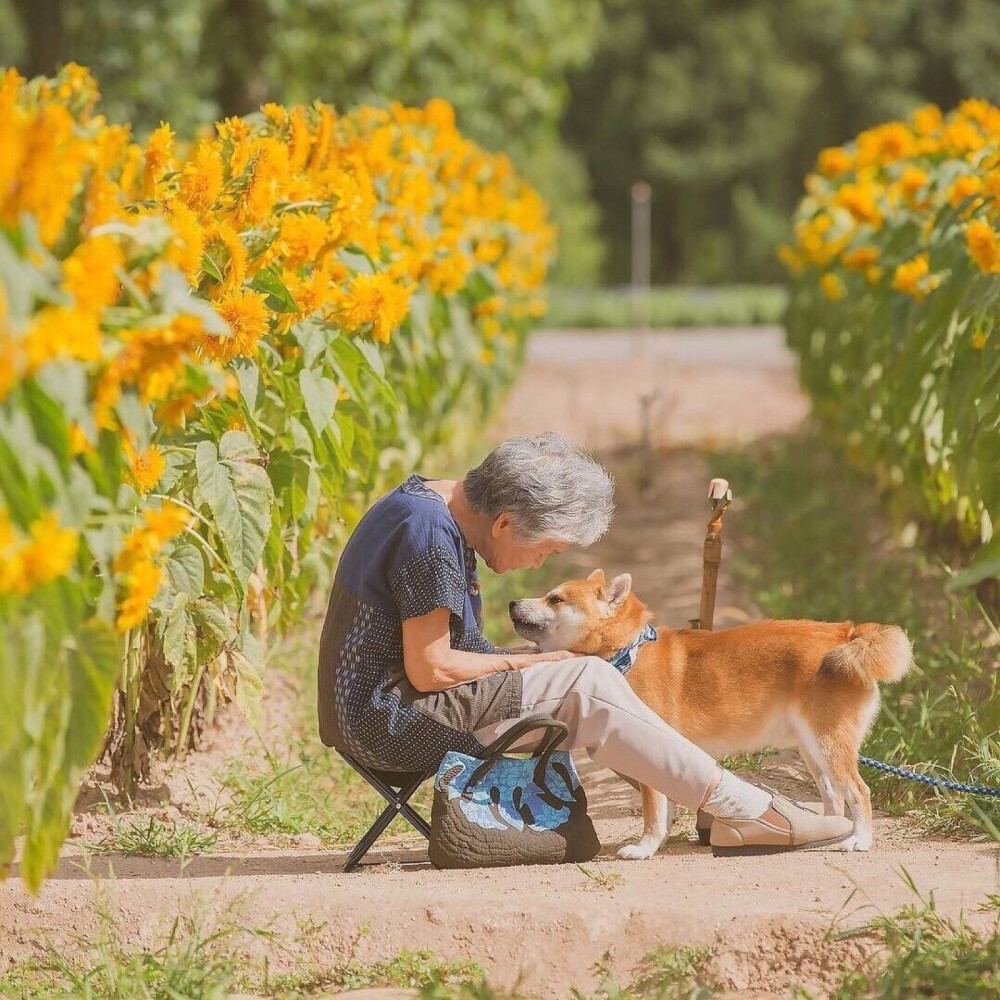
left=566, top=655, right=628, bottom=697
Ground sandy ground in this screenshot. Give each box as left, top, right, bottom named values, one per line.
left=2, top=329, right=998, bottom=999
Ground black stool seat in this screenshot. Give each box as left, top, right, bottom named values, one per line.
left=338, top=751, right=435, bottom=872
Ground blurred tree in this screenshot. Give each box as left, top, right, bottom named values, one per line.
left=563, top=0, right=1000, bottom=283
left=204, top=0, right=274, bottom=116
left=2, top=0, right=214, bottom=134
left=271, top=0, right=597, bottom=148
left=10, top=0, right=62, bottom=77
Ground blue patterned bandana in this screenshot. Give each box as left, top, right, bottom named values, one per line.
left=608, top=623, right=658, bottom=675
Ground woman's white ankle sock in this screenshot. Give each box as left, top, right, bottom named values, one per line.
left=701, top=770, right=773, bottom=819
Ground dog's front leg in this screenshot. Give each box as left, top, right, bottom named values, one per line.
left=617, top=785, right=674, bottom=860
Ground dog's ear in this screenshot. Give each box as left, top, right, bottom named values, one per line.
left=603, top=573, right=632, bottom=608
left=587, top=568, right=607, bottom=586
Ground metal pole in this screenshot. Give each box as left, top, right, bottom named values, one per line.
left=630, top=181, right=651, bottom=335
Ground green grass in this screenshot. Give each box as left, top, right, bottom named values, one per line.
left=718, top=749, right=776, bottom=773
left=414, top=944, right=715, bottom=1000
left=257, top=945, right=483, bottom=997
left=0, top=897, right=482, bottom=999
left=214, top=738, right=412, bottom=845
left=8, top=884, right=998, bottom=999
left=0, top=899, right=260, bottom=999
left=542, top=285, right=787, bottom=329
left=409, top=892, right=1000, bottom=1000
left=801, top=879, right=1000, bottom=999
left=716, top=431, right=1000, bottom=838
left=587, top=945, right=716, bottom=1000
left=90, top=815, right=218, bottom=858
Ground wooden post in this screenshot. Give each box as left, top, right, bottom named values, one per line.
left=690, top=478, right=732, bottom=631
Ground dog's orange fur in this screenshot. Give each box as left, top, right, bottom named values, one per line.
left=510, top=569, right=912, bottom=856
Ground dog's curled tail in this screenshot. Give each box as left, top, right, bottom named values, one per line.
left=821, top=623, right=913, bottom=686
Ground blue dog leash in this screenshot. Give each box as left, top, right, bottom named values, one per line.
left=858, top=755, right=1000, bottom=799
left=608, top=627, right=1000, bottom=800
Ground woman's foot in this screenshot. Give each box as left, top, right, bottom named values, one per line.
left=709, top=794, right=853, bottom=855
left=699, top=770, right=853, bottom=854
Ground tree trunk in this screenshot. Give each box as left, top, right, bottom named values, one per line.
left=206, top=0, right=272, bottom=118
left=14, top=0, right=63, bottom=77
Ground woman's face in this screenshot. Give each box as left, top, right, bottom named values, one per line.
left=483, top=514, right=568, bottom=573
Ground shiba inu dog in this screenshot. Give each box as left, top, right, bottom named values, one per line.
left=508, top=569, right=912, bottom=857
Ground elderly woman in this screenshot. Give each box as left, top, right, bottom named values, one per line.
left=318, top=433, right=852, bottom=854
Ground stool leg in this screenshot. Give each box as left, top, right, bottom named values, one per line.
left=398, top=800, right=431, bottom=839
left=343, top=800, right=398, bottom=873
left=393, top=772, right=432, bottom=840
left=338, top=759, right=436, bottom=870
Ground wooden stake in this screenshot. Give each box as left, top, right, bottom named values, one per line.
left=690, top=477, right=732, bottom=631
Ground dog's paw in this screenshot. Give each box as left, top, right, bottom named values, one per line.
left=617, top=840, right=659, bottom=861
left=832, top=832, right=872, bottom=852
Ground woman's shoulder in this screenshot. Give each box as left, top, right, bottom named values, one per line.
left=360, top=475, right=463, bottom=550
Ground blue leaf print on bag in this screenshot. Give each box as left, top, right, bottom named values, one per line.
left=436, top=750, right=582, bottom=832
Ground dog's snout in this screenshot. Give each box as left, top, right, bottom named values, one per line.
left=509, top=600, right=516, bottom=613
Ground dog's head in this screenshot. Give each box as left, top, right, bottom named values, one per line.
left=508, top=568, right=653, bottom=656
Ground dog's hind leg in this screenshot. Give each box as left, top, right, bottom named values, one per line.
left=791, top=714, right=845, bottom=816
left=617, top=785, right=674, bottom=860
left=820, top=738, right=873, bottom=851
left=807, top=693, right=878, bottom=850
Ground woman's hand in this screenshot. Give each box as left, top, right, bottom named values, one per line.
left=532, top=649, right=577, bottom=662
left=402, top=611, right=582, bottom=691
left=510, top=645, right=578, bottom=662
left=402, top=612, right=571, bottom=690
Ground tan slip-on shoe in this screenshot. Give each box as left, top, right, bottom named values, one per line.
left=710, top=794, right=853, bottom=856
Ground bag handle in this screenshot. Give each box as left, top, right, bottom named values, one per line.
left=467, top=714, right=569, bottom=789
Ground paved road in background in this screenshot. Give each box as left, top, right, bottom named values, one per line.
left=496, top=326, right=808, bottom=450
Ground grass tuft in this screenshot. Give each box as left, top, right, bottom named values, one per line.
left=214, top=740, right=417, bottom=845
left=803, top=882, right=1000, bottom=999
left=258, top=947, right=483, bottom=997
left=90, top=814, right=218, bottom=858
left=608, top=945, right=716, bottom=1000
left=576, top=862, right=624, bottom=892
left=0, top=895, right=262, bottom=1000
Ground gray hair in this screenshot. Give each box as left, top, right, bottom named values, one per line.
left=463, top=433, right=615, bottom=547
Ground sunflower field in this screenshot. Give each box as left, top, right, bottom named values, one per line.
left=781, top=100, right=1000, bottom=590
left=0, top=65, right=554, bottom=890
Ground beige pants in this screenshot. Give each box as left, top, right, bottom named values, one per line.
left=472, top=656, right=720, bottom=810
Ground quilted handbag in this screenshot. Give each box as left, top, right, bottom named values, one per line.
left=428, top=714, right=601, bottom=869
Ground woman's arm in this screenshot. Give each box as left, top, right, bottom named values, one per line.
left=402, top=608, right=574, bottom=693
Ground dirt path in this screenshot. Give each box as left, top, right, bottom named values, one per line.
left=2, top=330, right=997, bottom=999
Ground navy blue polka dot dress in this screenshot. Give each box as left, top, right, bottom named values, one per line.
left=317, top=475, right=522, bottom=771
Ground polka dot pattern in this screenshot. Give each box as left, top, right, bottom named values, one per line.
left=390, top=546, right=468, bottom=622
left=316, top=474, right=518, bottom=772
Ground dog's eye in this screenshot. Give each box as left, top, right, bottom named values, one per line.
left=548, top=594, right=563, bottom=605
